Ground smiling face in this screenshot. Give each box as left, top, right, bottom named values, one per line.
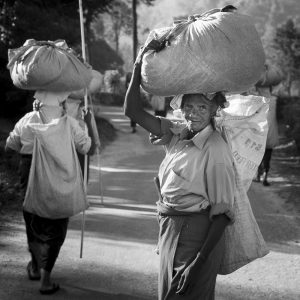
left=181, top=94, right=216, bottom=133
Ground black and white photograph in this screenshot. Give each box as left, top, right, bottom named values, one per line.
left=0, top=0, right=299, bottom=299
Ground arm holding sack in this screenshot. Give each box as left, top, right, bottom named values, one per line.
left=176, top=214, right=231, bottom=295
left=83, top=108, right=97, bottom=155
left=124, top=40, right=163, bottom=136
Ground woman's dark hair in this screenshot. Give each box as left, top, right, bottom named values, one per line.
left=212, top=92, right=227, bottom=109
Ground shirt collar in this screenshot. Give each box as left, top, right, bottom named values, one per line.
left=179, top=124, right=214, bottom=150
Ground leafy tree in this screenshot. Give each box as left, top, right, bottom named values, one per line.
left=93, top=0, right=155, bottom=68
left=93, top=0, right=132, bottom=55
left=132, top=0, right=155, bottom=61
left=0, top=0, right=115, bottom=118
left=0, top=0, right=115, bottom=54
left=273, top=19, right=300, bottom=94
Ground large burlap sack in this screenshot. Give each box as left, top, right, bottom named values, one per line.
left=218, top=167, right=269, bottom=274
left=7, top=39, right=92, bottom=92
left=215, top=95, right=269, bottom=274
left=23, top=115, right=89, bottom=219
left=141, top=10, right=265, bottom=96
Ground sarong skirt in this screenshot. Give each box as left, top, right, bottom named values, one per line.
left=23, top=210, right=68, bottom=272
left=158, top=211, right=224, bottom=300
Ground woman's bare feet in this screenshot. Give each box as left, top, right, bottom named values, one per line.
left=39, top=269, right=60, bottom=295
left=26, top=261, right=41, bottom=280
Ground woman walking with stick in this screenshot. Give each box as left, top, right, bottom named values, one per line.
left=6, top=91, right=95, bottom=295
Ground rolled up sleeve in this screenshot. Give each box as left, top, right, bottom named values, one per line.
left=70, top=118, right=91, bottom=155
left=6, top=121, right=22, bottom=152
left=206, top=162, right=235, bottom=223
left=149, top=117, right=184, bottom=147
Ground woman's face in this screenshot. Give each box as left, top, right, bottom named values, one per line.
left=181, top=94, right=214, bottom=133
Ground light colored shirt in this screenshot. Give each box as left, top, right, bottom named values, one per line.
left=152, top=118, right=235, bottom=221
left=65, top=98, right=86, bottom=130
left=6, top=109, right=91, bottom=155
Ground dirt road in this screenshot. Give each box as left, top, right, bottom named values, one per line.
left=0, top=105, right=299, bottom=300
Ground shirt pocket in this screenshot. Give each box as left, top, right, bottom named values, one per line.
left=161, top=168, right=191, bottom=197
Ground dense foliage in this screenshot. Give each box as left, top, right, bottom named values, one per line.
left=0, top=0, right=115, bottom=118
left=273, top=19, right=300, bottom=93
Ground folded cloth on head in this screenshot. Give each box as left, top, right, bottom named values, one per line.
left=34, top=91, right=70, bottom=107
left=170, top=92, right=221, bottom=110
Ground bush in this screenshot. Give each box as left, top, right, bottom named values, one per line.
left=0, top=76, right=34, bottom=120
left=277, top=96, right=300, bottom=152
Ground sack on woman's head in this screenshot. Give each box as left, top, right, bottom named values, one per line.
left=7, top=39, right=92, bottom=92
left=141, top=9, right=265, bottom=96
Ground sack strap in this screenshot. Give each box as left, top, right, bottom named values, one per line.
left=154, top=8, right=222, bottom=52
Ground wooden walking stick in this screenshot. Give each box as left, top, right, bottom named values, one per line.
left=153, top=176, right=163, bottom=202
left=79, top=0, right=88, bottom=259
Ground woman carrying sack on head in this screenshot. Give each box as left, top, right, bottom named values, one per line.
left=5, top=91, right=95, bottom=295
left=124, top=37, right=268, bottom=299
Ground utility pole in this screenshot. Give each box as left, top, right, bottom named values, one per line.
left=132, top=0, right=138, bottom=62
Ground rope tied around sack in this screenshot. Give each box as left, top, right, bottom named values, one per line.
left=154, top=9, right=221, bottom=52
left=153, top=6, right=236, bottom=52
left=7, top=39, right=87, bottom=69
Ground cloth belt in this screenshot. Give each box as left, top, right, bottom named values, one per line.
left=156, top=200, right=210, bottom=217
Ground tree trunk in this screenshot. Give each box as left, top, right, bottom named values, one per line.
left=84, top=19, right=91, bottom=64
left=132, top=0, right=138, bottom=63
left=114, top=24, right=119, bottom=54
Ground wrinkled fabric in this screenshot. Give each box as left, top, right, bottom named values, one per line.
left=6, top=111, right=91, bottom=156
left=23, top=115, right=90, bottom=218
left=7, top=39, right=92, bottom=92
left=141, top=10, right=265, bottom=96
left=6, top=112, right=41, bottom=154
left=152, top=121, right=235, bottom=221
left=23, top=210, right=68, bottom=272
left=170, top=93, right=219, bottom=110
left=216, top=94, right=269, bottom=190
left=157, top=207, right=224, bottom=300
left=34, top=90, right=70, bottom=106
left=219, top=169, right=269, bottom=274
left=215, top=95, right=269, bottom=273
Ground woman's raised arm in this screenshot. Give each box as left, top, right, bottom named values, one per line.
left=124, top=40, right=162, bottom=136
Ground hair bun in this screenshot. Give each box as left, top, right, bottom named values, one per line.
left=212, top=92, right=227, bottom=108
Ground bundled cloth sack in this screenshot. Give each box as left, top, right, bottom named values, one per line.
left=256, top=63, right=283, bottom=88
left=69, top=69, right=104, bottom=99
left=7, top=39, right=92, bottom=92
left=141, top=8, right=265, bottom=96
